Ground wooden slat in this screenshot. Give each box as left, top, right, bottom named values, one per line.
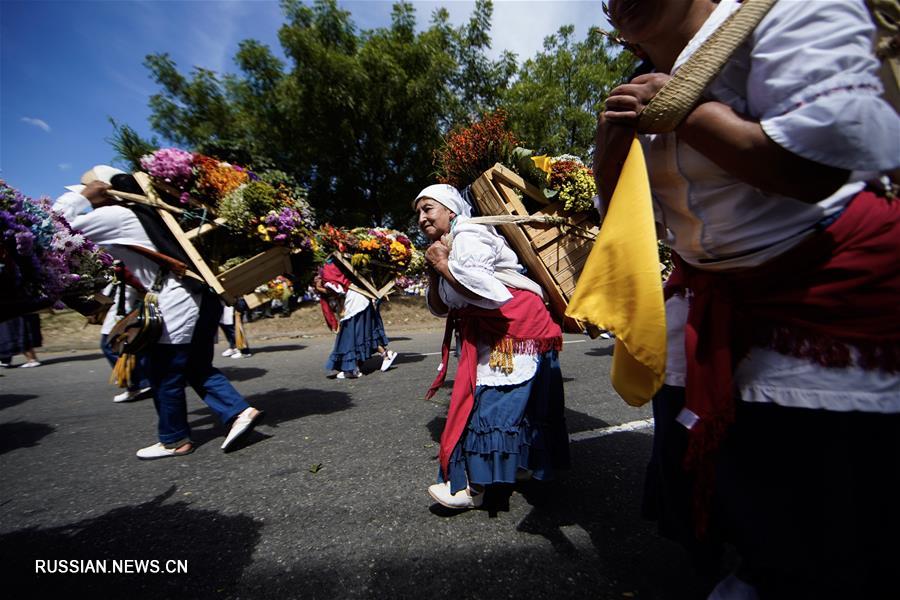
left=134, top=172, right=229, bottom=301
left=330, top=253, right=384, bottom=299
left=217, top=247, right=291, bottom=300
left=109, top=190, right=184, bottom=215
left=495, top=180, right=530, bottom=217
left=184, top=217, right=228, bottom=241
left=490, top=163, right=546, bottom=204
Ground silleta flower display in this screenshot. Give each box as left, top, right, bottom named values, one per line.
left=0, top=180, right=113, bottom=317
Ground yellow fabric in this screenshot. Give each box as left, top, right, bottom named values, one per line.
left=235, top=312, right=248, bottom=350
left=565, top=138, right=666, bottom=406
left=531, top=155, right=553, bottom=178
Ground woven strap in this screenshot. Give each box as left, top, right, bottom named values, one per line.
left=638, top=0, right=778, bottom=134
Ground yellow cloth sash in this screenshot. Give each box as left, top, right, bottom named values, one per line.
left=565, top=138, right=666, bottom=406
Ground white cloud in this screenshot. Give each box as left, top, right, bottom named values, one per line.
left=58, top=163, right=72, bottom=171
left=21, top=117, right=51, bottom=133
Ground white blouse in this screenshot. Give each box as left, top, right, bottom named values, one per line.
left=427, top=217, right=547, bottom=386
left=646, top=0, right=899, bottom=270
left=650, top=0, right=900, bottom=412
left=53, top=192, right=201, bottom=344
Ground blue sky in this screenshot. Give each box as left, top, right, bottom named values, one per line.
left=1, top=1, right=608, bottom=201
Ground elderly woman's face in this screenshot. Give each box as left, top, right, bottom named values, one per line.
left=415, top=197, right=455, bottom=241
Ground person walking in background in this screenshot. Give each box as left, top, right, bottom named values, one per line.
left=414, top=184, right=569, bottom=510
left=0, top=313, right=42, bottom=368
left=317, top=263, right=397, bottom=379
left=219, top=303, right=251, bottom=359
left=99, top=276, right=152, bottom=402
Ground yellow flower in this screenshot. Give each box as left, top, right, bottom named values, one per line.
left=257, top=224, right=271, bottom=242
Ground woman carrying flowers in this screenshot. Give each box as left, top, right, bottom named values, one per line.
left=414, top=184, right=570, bottom=510
left=318, top=262, right=397, bottom=379
left=598, top=0, right=900, bottom=596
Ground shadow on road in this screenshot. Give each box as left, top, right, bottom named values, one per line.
left=0, top=421, right=55, bottom=455
left=219, top=366, right=269, bottom=382
left=0, top=393, right=38, bottom=412
left=584, top=346, right=614, bottom=357
left=243, top=387, right=354, bottom=427
left=38, top=352, right=106, bottom=366
left=0, top=486, right=262, bottom=598
left=512, top=431, right=712, bottom=600
left=248, top=344, right=307, bottom=354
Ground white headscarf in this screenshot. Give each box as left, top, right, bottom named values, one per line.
left=413, top=184, right=471, bottom=218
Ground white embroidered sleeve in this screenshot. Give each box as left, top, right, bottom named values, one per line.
left=750, top=0, right=900, bottom=171
left=448, top=230, right=513, bottom=305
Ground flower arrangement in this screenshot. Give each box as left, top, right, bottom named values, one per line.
left=141, top=148, right=318, bottom=255
left=543, top=155, right=598, bottom=213
left=0, top=180, right=112, bottom=314
left=314, top=226, right=418, bottom=289
left=434, top=110, right=519, bottom=190
left=140, top=147, right=257, bottom=207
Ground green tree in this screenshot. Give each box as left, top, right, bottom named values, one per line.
left=503, top=26, right=635, bottom=159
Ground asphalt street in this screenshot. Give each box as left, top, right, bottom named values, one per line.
left=0, top=331, right=709, bottom=599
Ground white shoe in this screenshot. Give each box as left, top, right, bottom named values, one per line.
left=231, top=351, right=251, bottom=359
left=136, top=442, right=194, bottom=460
left=336, top=369, right=360, bottom=379
left=222, top=348, right=237, bottom=357
left=221, top=407, right=263, bottom=450
left=599, top=332, right=612, bottom=339
left=427, top=481, right=483, bottom=510
left=114, top=386, right=152, bottom=403
left=20, top=360, right=41, bottom=368
left=380, top=350, right=397, bottom=372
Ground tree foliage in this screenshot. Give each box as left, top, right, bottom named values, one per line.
left=503, top=26, right=635, bottom=160
left=114, top=0, right=631, bottom=229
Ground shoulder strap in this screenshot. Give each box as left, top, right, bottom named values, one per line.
left=638, top=0, right=778, bottom=133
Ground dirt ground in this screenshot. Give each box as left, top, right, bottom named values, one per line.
left=34, top=295, right=444, bottom=354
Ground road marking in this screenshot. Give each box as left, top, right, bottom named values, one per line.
left=569, top=418, right=654, bottom=442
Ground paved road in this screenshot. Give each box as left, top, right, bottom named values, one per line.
left=0, top=331, right=707, bottom=599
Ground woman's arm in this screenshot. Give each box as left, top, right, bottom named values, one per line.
left=425, top=241, right=482, bottom=302
left=604, top=74, right=849, bottom=203
left=675, top=101, right=849, bottom=203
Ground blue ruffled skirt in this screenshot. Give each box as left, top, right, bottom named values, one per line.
left=443, top=349, right=570, bottom=493
left=325, top=303, right=389, bottom=372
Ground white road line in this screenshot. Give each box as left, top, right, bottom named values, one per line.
left=569, top=418, right=654, bottom=442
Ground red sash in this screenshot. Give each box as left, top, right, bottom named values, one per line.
left=425, top=288, right=563, bottom=477
left=667, top=190, right=900, bottom=532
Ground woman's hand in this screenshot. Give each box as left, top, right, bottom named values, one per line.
left=80, top=180, right=116, bottom=208
left=424, top=240, right=450, bottom=273
left=594, top=113, right=637, bottom=207
left=604, top=73, right=672, bottom=126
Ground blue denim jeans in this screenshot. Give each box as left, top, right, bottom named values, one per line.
left=147, top=293, right=250, bottom=445
left=100, top=333, right=150, bottom=391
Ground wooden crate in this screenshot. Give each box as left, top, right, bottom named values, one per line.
left=470, top=163, right=599, bottom=333
left=133, top=173, right=292, bottom=305
left=329, top=252, right=395, bottom=300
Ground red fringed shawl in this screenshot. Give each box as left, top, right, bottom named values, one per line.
left=319, top=262, right=351, bottom=332
left=425, top=288, right=563, bottom=477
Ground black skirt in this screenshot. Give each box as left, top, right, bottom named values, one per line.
left=0, top=314, right=42, bottom=356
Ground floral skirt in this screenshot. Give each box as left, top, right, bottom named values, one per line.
left=443, top=350, right=570, bottom=493
left=324, top=304, right=389, bottom=372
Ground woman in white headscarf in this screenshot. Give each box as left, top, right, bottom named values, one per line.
left=414, top=184, right=570, bottom=510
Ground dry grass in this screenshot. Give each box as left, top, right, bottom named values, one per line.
left=36, top=295, right=444, bottom=353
